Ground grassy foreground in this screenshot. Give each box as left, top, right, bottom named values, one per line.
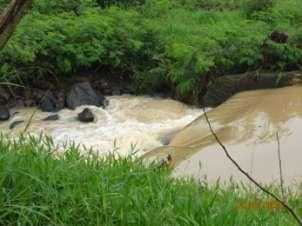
left=0, top=135, right=301, bottom=225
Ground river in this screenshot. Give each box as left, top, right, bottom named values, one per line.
left=0, top=95, right=202, bottom=156
left=1, top=86, right=302, bottom=187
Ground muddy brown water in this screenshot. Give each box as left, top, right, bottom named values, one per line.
left=145, top=85, right=302, bottom=186
left=1, top=86, right=302, bottom=186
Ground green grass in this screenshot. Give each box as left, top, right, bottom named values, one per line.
left=0, top=135, right=301, bottom=225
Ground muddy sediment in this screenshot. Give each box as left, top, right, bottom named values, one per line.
left=145, top=85, right=302, bottom=186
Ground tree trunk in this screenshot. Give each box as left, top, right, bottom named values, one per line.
left=0, top=0, right=32, bottom=49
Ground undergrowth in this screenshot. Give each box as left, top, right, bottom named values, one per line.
left=0, top=135, right=301, bottom=225
left=0, top=0, right=302, bottom=97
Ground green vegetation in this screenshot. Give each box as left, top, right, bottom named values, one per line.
left=1, top=0, right=302, bottom=97
left=0, top=135, right=301, bottom=225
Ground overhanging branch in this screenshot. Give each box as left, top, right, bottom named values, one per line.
left=0, top=0, right=32, bottom=49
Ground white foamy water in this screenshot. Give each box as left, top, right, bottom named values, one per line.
left=0, top=95, right=203, bottom=156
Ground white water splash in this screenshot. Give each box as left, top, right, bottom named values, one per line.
left=0, top=95, right=203, bottom=156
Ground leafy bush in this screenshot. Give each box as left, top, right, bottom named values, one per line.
left=95, top=0, right=145, bottom=8
left=33, top=0, right=95, bottom=15
left=1, top=0, right=302, bottom=98
left=0, top=7, right=155, bottom=81
left=0, top=0, right=10, bottom=10
left=245, top=0, right=276, bottom=18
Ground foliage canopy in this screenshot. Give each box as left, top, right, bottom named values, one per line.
left=0, top=0, right=302, bottom=97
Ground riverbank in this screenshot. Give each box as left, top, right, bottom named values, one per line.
left=0, top=70, right=300, bottom=116
left=0, top=136, right=300, bottom=225
left=1, top=0, right=302, bottom=105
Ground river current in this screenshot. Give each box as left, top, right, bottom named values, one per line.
left=1, top=86, right=302, bottom=186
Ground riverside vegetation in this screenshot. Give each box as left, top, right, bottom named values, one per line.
left=0, top=135, right=301, bottom=225
left=1, top=0, right=302, bottom=225
left=0, top=0, right=302, bottom=101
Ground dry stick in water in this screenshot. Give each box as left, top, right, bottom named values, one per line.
left=276, top=131, right=285, bottom=200
left=202, top=108, right=302, bottom=226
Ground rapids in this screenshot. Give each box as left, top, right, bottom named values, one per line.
left=0, top=95, right=202, bottom=156
left=1, top=86, right=302, bottom=186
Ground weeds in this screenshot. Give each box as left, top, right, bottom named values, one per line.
left=0, top=135, right=300, bottom=225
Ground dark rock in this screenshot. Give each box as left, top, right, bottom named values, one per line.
left=0, top=106, right=10, bottom=121
left=150, top=75, right=171, bottom=97
left=95, top=79, right=110, bottom=95
left=39, top=93, right=56, bottom=112
left=66, top=82, right=107, bottom=109
left=9, top=120, right=24, bottom=130
left=34, top=80, right=55, bottom=90
left=77, top=108, right=94, bottom=123
left=0, top=87, right=10, bottom=104
left=43, top=114, right=59, bottom=121
left=56, top=91, right=66, bottom=110
left=38, top=91, right=64, bottom=112
left=270, top=30, right=288, bottom=44
left=8, top=100, right=24, bottom=109
left=112, top=87, right=121, bottom=95
left=122, top=84, right=135, bottom=95
left=24, top=99, right=35, bottom=107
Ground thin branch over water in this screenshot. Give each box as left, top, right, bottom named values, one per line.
left=202, top=107, right=302, bottom=226
left=276, top=131, right=285, bottom=200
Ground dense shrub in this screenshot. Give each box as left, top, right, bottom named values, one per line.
left=0, top=0, right=9, bottom=9
left=245, top=0, right=276, bottom=17
left=0, top=7, right=156, bottom=81
left=1, top=0, right=302, bottom=98
left=95, top=0, right=145, bottom=8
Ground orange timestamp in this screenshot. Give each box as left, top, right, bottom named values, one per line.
left=236, top=200, right=284, bottom=211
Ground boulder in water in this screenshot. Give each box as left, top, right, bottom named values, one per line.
left=0, top=106, right=10, bottom=121
left=38, top=91, right=64, bottom=112
left=77, top=108, right=94, bottom=123
left=66, top=82, right=107, bottom=109
left=0, top=87, right=10, bottom=104
left=43, top=114, right=59, bottom=121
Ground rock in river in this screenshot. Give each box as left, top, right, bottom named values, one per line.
left=77, top=108, right=94, bottom=123
left=43, top=114, right=59, bottom=121
left=0, top=106, right=10, bottom=121
left=38, top=91, right=64, bottom=112
left=66, top=82, right=107, bottom=109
